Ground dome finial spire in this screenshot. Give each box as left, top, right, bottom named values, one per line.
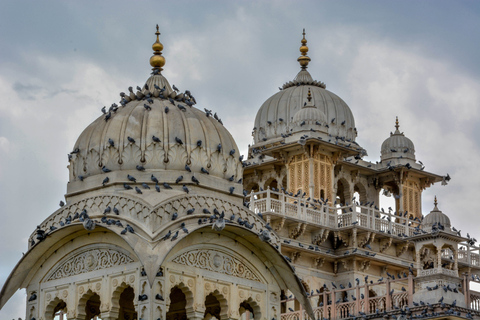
left=395, top=116, right=400, bottom=131
left=434, top=195, right=438, bottom=208
left=297, top=28, right=311, bottom=70
left=150, top=24, right=166, bottom=73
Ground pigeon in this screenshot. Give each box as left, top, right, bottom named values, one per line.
left=176, top=175, right=183, bottom=184
left=108, top=138, right=115, bottom=147
left=128, top=174, right=137, bottom=182
left=124, top=183, right=133, bottom=190
left=182, top=185, right=189, bottom=193
left=142, top=183, right=150, bottom=189
left=171, top=230, right=179, bottom=241
left=104, top=206, right=111, bottom=214
left=135, top=187, right=142, bottom=194
left=59, top=201, right=65, bottom=207
left=102, top=166, right=111, bottom=173
left=113, top=207, right=120, bottom=215
left=175, top=137, right=183, bottom=145
left=136, top=165, right=145, bottom=171
left=152, top=136, right=161, bottom=143
left=127, top=136, right=136, bottom=144
left=229, top=187, right=235, bottom=194
left=191, top=176, right=200, bottom=185
left=163, top=182, right=172, bottom=189
left=155, top=184, right=161, bottom=192
left=185, top=164, right=191, bottom=172
left=201, top=167, right=209, bottom=174
left=102, top=177, right=110, bottom=186
left=171, top=212, right=178, bottom=220
left=151, top=174, right=159, bottom=184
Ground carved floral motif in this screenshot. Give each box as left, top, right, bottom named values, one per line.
left=47, top=249, right=134, bottom=281
left=172, top=249, right=261, bottom=282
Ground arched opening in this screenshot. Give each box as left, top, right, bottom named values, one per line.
left=265, top=178, right=279, bottom=199
left=51, top=300, right=67, bottom=320
left=118, top=286, right=137, bottom=320
left=167, top=286, right=187, bottom=320
left=239, top=301, right=255, bottom=320
left=335, top=179, right=350, bottom=206
left=84, top=293, right=101, bottom=320
left=204, top=293, right=221, bottom=319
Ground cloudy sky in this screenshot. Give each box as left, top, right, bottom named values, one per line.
left=1, top=0, right=480, bottom=317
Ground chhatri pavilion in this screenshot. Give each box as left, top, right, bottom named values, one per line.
left=1, top=27, right=479, bottom=320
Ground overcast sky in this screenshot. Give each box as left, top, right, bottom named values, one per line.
left=1, top=1, right=480, bottom=318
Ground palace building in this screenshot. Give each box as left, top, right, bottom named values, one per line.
left=0, top=27, right=479, bottom=320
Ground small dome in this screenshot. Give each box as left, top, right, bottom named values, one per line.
left=252, top=32, right=358, bottom=146
left=422, top=198, right=451, bottom=232
left=293, top=105, right=327, bottom=125
left=292, top=88, right=327, bottom=129
left=253, top=73, right=357, bottom=144
left=381, top=117, right=415, bottom=161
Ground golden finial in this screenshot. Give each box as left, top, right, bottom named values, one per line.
left=297, top=28, right=311, bottom=70
left=150, top=24, right=165, bottom=72
left=434, top=196, right=438, bottom=208
left=307, top=88, right=312, bottom=102
left=395, top=116, right=400, bottom=131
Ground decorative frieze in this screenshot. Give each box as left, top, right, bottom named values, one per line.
left=172, top=249, right=261, bottom=282
left=47, top=249, right=134, bottom=281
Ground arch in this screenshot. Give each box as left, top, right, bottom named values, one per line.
left=118, top=286, right=137, bottom=320
left=77, top=289, right=101, bottom=320
left=167, top=286, right=188, bottom=320
left=245, top=182, right=260, bottom=194
left=353, top=182, right=368, bottom=204
left=239, top=297, right=262, bottom=320
left=336, top=178, right=351, bottom=206
left=45, top=297, right=67, bottom=320
left=111, top=282, right=137, bottom=320
left=204, top=289, right=229, bottom=320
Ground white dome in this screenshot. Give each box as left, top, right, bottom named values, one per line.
left=422, top=201, right=451, bottom=232
left=381, top=119, right=415, bottom=161
left=253, top=69, right=357, bottom=144
left=68, top=73, right=243, bottom=192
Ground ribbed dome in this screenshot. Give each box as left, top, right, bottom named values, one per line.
left=422, top=201, right=451, bottom=232
left=293, top=105, right=326, bottom=125
left=253, top=69, right=356, bottom=144
left=69, top=74, right=242, bottom=185
left=381, top=118, right=415, bottom=161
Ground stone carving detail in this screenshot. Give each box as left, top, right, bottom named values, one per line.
left=172, top=249, right=261, bottom=282
left=47, top=249, right=134, bottom=281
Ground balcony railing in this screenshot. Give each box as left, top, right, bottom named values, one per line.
left=280, top=275, right=480, bottom=320
left=249, top=189, right=480, bottom=267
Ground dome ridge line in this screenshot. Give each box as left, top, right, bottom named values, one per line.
left=176, top=105, right=192, bottom=163
left=160, top=102, right=169, bottom=164
left=140, top=105, right=149, bottom=162
left=196, top=109, right=211, bottom=165
left=99, top=111, right=115, bottom=167
left=118, top=101, right=140, bottom=165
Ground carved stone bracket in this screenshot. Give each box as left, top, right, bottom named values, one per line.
left=290, top=223, right=307, bottom=240
left=340, top=259, right=351, bottom=271
left=334, top=231, right=348, bottom=248
left=379, top=238, right=393, bottom=253
left=291, top=252, right=301, bottom=264
left=396, top=241, right=410, bottom=257
left=358, top=260, right=370, bottom=272
left=312, top=229, right=329, bottom=246
left=275, top=217, right=286, bottom=232
left=313, top=257, right=325, bottom=269
left=358, top=232, right=371, bottom=248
